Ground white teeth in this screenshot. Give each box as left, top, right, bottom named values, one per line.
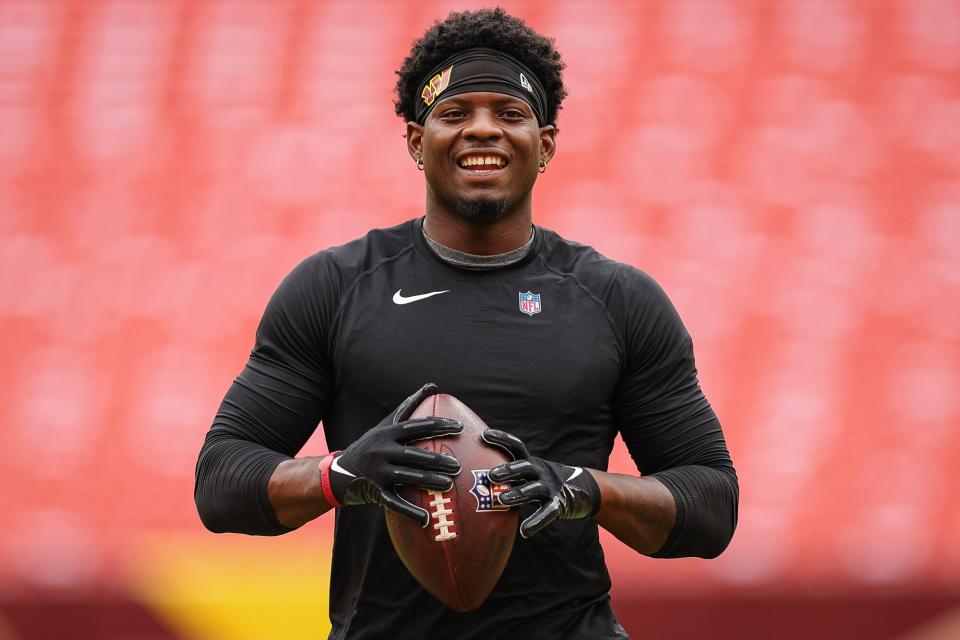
left=459, top=155, right=505, bottom=168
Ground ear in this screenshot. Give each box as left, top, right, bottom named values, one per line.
left=539, top=125, right=557, bottom=166
left=406, top=122, right=424, bottom=162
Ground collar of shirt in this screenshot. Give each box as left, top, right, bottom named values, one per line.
left=421, top=222, right=535, bottom=271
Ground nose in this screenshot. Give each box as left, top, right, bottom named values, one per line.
left=462, top=108, right=502, bottom=140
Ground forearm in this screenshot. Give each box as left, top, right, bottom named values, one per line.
left=590, top=463, right=738, bottom=558
left=588, top=469, right=677, bottom=555
left=267, top=457, right=334, bottom=528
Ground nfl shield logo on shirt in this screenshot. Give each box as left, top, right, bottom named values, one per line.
left=518, top=291, right=541, bottom=316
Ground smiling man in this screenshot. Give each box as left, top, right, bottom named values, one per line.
left=195, top=8, right=738, bottom=639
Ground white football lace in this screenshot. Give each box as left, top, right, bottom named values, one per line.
left=428, top=490, right=457, bottom=542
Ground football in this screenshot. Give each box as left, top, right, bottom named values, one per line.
left=384, top=393, right=518, bottom=612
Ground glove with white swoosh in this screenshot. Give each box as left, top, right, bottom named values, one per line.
left=481, top=429, right=601, bottom=538
left=319, top=383, right=462, bottom=527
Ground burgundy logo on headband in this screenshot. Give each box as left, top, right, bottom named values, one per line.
left=421, top=65, right=454, bottom=107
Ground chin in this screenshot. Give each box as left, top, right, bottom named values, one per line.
left=453, top=196, right=511, bottom=224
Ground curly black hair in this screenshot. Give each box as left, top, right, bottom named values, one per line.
left=394, top=8, right=567, bottom=127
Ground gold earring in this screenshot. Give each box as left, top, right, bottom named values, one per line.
left=417, top=157, right=424, bottom=170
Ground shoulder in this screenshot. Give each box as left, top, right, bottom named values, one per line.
left=262, top=219, right=416, bottom=328
left=288, top=219, right=417, bottom=292
left=537, top=226, right=668, bottom=309
left=538, top=226, right=687, bottom=360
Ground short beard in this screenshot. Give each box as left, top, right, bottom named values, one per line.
left=453, top=197, right=510, bottom=224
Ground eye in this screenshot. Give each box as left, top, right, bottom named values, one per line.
left=501, top=109, right=527, bottom=120
left=438, top=109, right=466, bottom=119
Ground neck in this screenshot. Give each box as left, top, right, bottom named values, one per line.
left=423, top=199, right=533, bottom=255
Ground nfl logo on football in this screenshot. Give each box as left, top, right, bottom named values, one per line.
left=518, top=291, right=541, bottom=316
left=470, top=470, right=510, bottom=511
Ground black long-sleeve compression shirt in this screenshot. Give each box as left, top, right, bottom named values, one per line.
left=195, top=218, right=738, bottom=639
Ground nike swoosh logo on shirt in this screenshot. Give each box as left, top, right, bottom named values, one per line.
left=392, top=289, right=450, bottom=305
left=330, top=456, right=356, bottom=478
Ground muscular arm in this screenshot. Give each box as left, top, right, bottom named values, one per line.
left=194, top=257, right=337, bottom=535
left=605, top=268, right=739, bottom=559
left=589, top=471, right=676, bottom=555
left=589, top=459, right=739, bottom=559
left=194, top=347, right=332, bottom=534
left=608, top=354, right=739, bottom=559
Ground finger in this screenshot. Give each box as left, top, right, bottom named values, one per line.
left=519, top=496, right=562, bottom=538
left=390, top=466, right=456, bottom=492
left=488, top=459, right=538, bottom=483
left=393, top=383, right=439, bottom=424
left=498, top=480, right=548, bottom=506
left=481, top=429, right=529, bottom=461
left=395, top=446, right=461, bottom=474
left=398, top=417, right=463, bottom=441
left=380, top=488, right=430, bottom=528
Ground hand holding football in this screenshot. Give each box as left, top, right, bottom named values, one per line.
left=384, top=394, right=518, bottom=612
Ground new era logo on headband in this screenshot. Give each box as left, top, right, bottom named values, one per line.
left=421, top=65, right=454, bottom=107
left=520, top=73, right=533, bottom=93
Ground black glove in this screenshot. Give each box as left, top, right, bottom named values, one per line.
left=482, top=429, right=601, bottom=538
left=321, top=383, right=462, bottom=527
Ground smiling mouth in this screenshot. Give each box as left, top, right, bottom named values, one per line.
left=457, top=155, right=508, bottom=175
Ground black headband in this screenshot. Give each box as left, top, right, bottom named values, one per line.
left=414, top=47, right=548, bottom=126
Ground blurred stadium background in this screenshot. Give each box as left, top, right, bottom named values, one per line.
left=0, top=0, right=958, bottom=638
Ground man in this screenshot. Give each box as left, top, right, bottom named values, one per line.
left=195, top=8, right=738, bottom=639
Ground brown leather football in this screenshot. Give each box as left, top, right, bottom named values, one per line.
left=384, top=393, right=517, bottom=612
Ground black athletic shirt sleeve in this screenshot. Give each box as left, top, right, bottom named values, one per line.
left=610, top=267, right=739, bottom=559
left=194, top=256, right=336, bottom=535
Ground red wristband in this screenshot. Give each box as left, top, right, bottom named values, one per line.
left=318, top=452, right=345, bottom=508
